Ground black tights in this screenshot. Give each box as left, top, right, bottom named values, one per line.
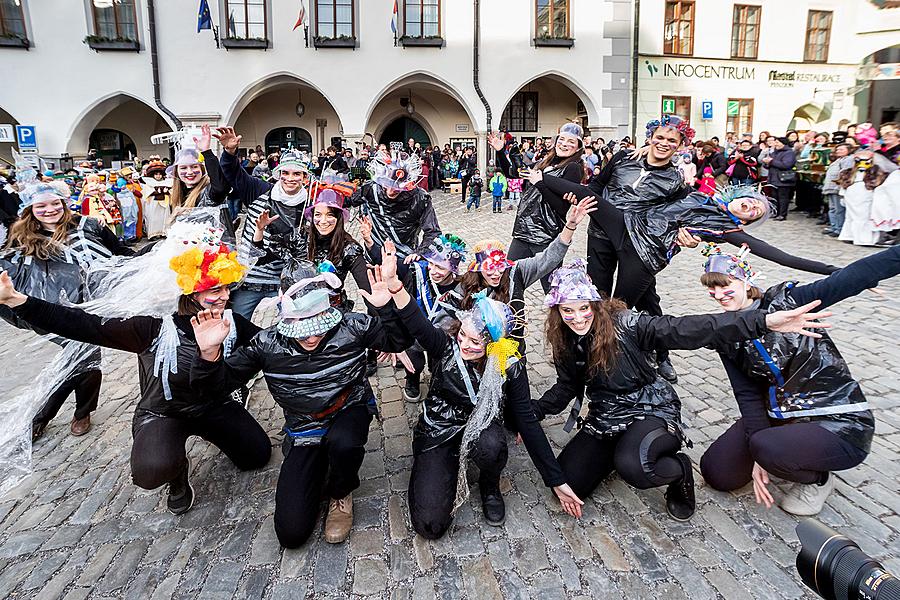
left=33, top=369, right=102, bottom=427
left=700, top=418, right=868, bottom=489
left=408, top=423, right=508, bottom=540
left=274, top=404, right=372, bottom=549
left=558, top=417, right=684, bottom=499
left=130, top=402, right=271, bottom=490
left=507, top=238, right=553, bottom=293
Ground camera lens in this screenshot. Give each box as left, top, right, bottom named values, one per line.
left=796, top=519, right=900, bottom=600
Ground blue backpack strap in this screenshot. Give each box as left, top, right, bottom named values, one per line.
left=751, top=339, right=785, bottom=419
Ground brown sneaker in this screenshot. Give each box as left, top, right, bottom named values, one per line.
left=70, top=415, right=91, bottom=436
left=323, top=493, right=353, bottom=544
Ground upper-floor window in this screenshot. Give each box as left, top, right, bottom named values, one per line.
left=92, top=0, right=137, bottom=41
left=404, top=0, right=439, bottom=37
left=500, top=92, right=539, bottom=132
left=316, top=0, right=354, bottom=39
left=535, top=0, right=569, bottom=39
left=0, top=0, right=27, bottom=40
left=663, top=0, right=694, bottom=56
left=731, top=5, right=760, bottom=59
left=225, top=0, right=267, bottom=39
left=804, top=10, right=832, bottom=63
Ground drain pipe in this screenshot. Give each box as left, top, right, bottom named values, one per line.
left=148, top=0, right=182, bottom=130
left=473, top=0, right=491, bottom=170
left=630, top=0, right=640, bottom=141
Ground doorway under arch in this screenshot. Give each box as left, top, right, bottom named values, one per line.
left=379, top=117, right=430, bottom=147
left=265, top=127, right=313, bottom=153
left=89, top=128, right=137, bottom=163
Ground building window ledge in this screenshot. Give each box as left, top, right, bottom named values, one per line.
left=84, top=36, right=140, bottom=51
left=399, top=35, right=444, bottom=48
left=0, top=35, right=29, bottom=49
left=222, top=37, right=270, bottom=50
left=313, top=36, right=356, bottom=48
left=533, top=37, right=574, bottom=48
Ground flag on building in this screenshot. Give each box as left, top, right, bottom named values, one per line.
left=390, top=0, right=398, bottom=34
left=293, top=0, right=307, bottom=31
left=197, top=0, right=212, bottom=33
left=227, top=9, right=236, bottom=37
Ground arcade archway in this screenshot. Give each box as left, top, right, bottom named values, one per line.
left=379, top=117, right=430, bottom=147
left=498, top=73, right=599, bottom=139
left=67, top=93, right=174, bottom=161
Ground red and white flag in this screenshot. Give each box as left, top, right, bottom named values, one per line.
left=293, top=0, right=307, bottom=30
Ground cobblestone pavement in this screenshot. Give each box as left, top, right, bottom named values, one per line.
left=1, top=190, right=899, bottom=600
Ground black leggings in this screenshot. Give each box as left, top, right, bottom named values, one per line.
left=274, top=404, right=372, bottom=549
left=507, top=238, right=553, bottom=293
left=700, top=418, right=868, bottom=489
left=408, top=423, right=508, bottom=540
left=130, top=401, right=271, bottom=490
left=33, top=369, right=102, bottom=427
left=558, top=417, right=684, bottom=499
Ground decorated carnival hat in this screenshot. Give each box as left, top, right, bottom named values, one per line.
left=714, top=183, right=774, bottom=228
left=168, top=225, right=247, bottom=295
left=145, top=160, right=168, bottom=177
left=261, top=259, right=343, bottom=338
left=700, top=243, right=761, bottom=288
left=466, top=292, right=516, bottom=343
left=645, top=114, right=695, bottom=145
left=273, top=149, right=312, bottom=177
left=422, top=233, right=467, bottom=271
left=557, top=122, right=584, bottom=147
left=303, top=176, right=357, bottom=221
left=165, top=148, right=204, bottom=178
left=544, top=259, right=604, bottom=307
left=12, top=149, right=70, bottom=215
left=467, top=239, right=514, bottom=273
left=368, top=149, right=423, bottom=192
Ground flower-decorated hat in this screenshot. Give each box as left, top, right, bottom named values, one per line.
left=646, top=114, right=695, bottom=145
left=368, top=149, right=423, bottom=192
left=701, top=243, right=761, bottom=288
left=422, top=233, right=467, bottom=272
left=165, top=148, right=204, bottom=178
left=467, top=239, right=514, bottom=273
left=260, top=260, right=343, bottom=339
left=168, top=225, right=247, bottom=295
left=544, top=259, right=604, bottom=307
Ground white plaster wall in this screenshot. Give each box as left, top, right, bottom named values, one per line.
left=232, top=87, right=342, bottom=153
left=93, top=99, right=172, bottom=159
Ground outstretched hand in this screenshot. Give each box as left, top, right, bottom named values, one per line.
left=765, top=300, right=832, bottom=338
left=359, top=266, right=393, bottom=308
left=562, top=191, right=579, bottom=205
left=553, top=484, right=585, bottom=518
left=0, top=271, right=26, bottom=307
left=194, top=124, right=212, bottom=153
left=380, top=240, right=400, bottom=284
left=565, top=196, right=598, bottom=228
left=255, top=209, right=279, bottom=232
left=213, top=126, right=242, bottom=155
left=190, top=309, right=230, bottom=359
left=487, top=132, right=505, bottom=152
left=358, top=216, right=373, bottom=246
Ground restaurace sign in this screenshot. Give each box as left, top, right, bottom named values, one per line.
left=768, top=70, right=844, bottom=88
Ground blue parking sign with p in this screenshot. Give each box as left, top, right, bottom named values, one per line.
left=16, top=125, right=37, bottom=149
left=701, top=102, right=713, bottom=120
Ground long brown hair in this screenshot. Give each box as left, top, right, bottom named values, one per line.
left=459, top=269, right=511, bottom=307
left=836, top=165, right=888, bottom=191
left=308, top=207, right=353, bottom=263
left=5, top=204, right=77, bottom=260
left=535, top=144, right=585, bottom=173
left=169, top=167, right=211, bottom=211
left=545, top=299, right=627, bottom=377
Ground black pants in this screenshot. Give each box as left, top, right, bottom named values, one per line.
left=33, top=369, right=102, bottom=428
left=700, top=418, right=868, bottom=489
left=773, top=186, right=794, bottom=218
left=274, top=404, right=372, bottom=548
left=460, top=174, right=472, bottom=202
left=130, top=401, right=271, bottom=491
left=408, top=423, right=507, bottom=539
left=507, top=237, right=554, bottom=293
left=586, top=233, right=669, bottom=363
left=558, top=417, right=684, bottom=499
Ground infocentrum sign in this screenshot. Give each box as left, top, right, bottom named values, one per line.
left=660, top=62, right=755, bottom=80
left=644, top=58, right=848, bottom=87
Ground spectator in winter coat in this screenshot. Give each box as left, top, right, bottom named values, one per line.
left=765, top=138, right=798, bottom=220
left=822, top=143, right=853, bottom=236
left=489, top=171, right=508, bottom=213
left=728, top=140, right=759, bottom=186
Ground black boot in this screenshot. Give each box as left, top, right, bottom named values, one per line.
left=657, top=358, right=678, bottom=384
left=665, top=453, right=695, bottom=521
left=167, top=457, right=195, bottom=516
left=480, top=480, right=506, bottom=526
left=403, top=372, right=421, bottom=402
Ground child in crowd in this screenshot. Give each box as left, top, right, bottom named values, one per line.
left=507, top=176, right=523, bottom=210
left=466, top=169, right=483, bottom=212
left=678, top=153, right=697, bottom=187
left=489, top=169, right=508, bottom=213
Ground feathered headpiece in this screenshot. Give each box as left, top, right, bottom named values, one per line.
left=544, top=259, right=603, bottom=307
left=646, top=115, right=695, bottom=144
left=467, top=239, right=514, bottom=273
left=422, top=233, right=467, bottom=271
left=701, top=243, right=761, bottom=288
left=368, top=149, right=423, bottom=192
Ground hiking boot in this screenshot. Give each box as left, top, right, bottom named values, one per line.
left=167, top=458, right=195, bottom=516
left=324, top=493, right=353, bottom=543
left=403, top=373, right=421, bottom=402
left=70, top=415, right=91, bottom=436
left=665, top=453, right=696, bottom=521
left=780, top=474, right=834, bottom=516
left=480, top=482, right=506, bottom=526
left=657, top=358, right=678, bottom=384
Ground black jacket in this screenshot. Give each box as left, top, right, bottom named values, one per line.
left=12, top=297, right=259, bottom=420
left=537, top=309, right=770, bottom=440
left=697, top=151, right=728, bottom=178
left=767, top=147, right=797, bottom=188
left=349, top=181, right=441, bottom=261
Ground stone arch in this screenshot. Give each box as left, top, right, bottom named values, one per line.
left=498, top=70, right=601, bottom=131
left=66, top=92, right=176, bottom=158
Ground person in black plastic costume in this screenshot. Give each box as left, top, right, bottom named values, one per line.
left=488, top=123, right=586, bottom=292
left=0, top=236, right=270, bottom=517
left=698, top=244, right=900, bottom=516
left=370, top=243, right=584, bottom=537
left=189, top=260, right=411, bottom=548
left=1, top=165, right=134, bottom=440
left=534, top=260, right=834, bottom=522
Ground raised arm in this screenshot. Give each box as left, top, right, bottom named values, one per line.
left=190, top=310, right=265, bottom=395
left=214, top=127, right=272, bottom=205
left=201, top=150, right=229, bottom=205
left=789, top=245, right=900, bottom=310
left=720, top=230, right=838, bottom=275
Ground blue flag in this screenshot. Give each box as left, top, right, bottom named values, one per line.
left=197, top=0, right=212, bottom=32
